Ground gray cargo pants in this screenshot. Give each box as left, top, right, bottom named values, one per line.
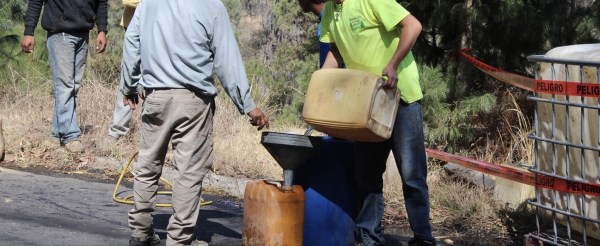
left=128, top=88, right=214, bottom=245
left=108, top=91, right=133, bottom=138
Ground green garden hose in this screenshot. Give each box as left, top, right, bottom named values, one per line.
left=112, top=152, right=212, bottom=207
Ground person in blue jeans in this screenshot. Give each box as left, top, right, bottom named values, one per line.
left=22, top=0, right=108, bottom=153
left=353, top=102, right=433, bottom=246
left=297, top=0, right=334, bottom=68
left=298, top=0, right=346, bottom=68
left=298, top=0, right=346, bottom=136
left=320, top=0, right=436, bottom=245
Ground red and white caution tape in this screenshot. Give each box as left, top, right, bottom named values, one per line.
left=426, top=148, right=600, bottom=197
left=458, top=49, right=600, bottom=98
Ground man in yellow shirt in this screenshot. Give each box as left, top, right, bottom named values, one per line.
left=320, top=0, right=436, bottom=245
left=106, top=0, right=141, bottom=143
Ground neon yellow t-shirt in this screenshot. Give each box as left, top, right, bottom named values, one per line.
left=320, top=0, right=423, bottom=103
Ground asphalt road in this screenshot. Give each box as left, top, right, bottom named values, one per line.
left=0, top=166, right=431, bottom=246
left=0, top=166, right=244, bottom=246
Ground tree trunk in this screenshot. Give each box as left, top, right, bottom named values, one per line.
left=432, top=25, right=439, bottom=66
left=456, top=0, right=474, bottom=100
left=565, top=0, right=576, bottom=45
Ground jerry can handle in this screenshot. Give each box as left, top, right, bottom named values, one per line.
left=376, top=77, right=401, bottom=98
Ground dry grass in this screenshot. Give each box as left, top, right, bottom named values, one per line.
left=0, top=67, right=304, bottom=180
left=472, top=90, right=534, bottom=168
left=383, top=165, right=540, bottom=245
left=428, top=175, right=508, bottom=244
left=212, top=92, right=312, bottom=180
left=381, top=91, right=539, bottom=245
left=0, top=70, right=140, bottom=172
left=500, top=91, right=534, bottom=166
left=382, top=165, right=510, bottom=245
left=0, top=69, right=539, bottom=245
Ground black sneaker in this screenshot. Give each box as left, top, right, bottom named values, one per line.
left=418, top=239, right=436, bottom=246
left=350, top=242, right=367, bottom=246
left=129, top=234, right=161, bottom=246
left=408, top=237, right=436, bottom=246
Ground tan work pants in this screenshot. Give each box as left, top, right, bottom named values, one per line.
left=128, top=88, right=214, bottom=245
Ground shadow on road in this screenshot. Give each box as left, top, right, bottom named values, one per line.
left=153, top=209, right=243, bottom=242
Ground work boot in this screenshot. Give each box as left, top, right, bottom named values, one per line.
left=129, top=234, right=160, bottom=246
left=64, top=140, right=85, bottom=153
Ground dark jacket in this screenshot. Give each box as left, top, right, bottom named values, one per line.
left=24, top=0, right=108, bottom=35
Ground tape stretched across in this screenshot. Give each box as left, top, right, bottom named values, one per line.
left=457, top=49, right=535, bottom=91
left=445, top=51, right=600, bottom=195
left=426, top=148, right=600, bottom=197
left=458, top=49, right=600, bottom=98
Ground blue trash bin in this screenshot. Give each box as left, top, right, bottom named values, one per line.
left=294, top=136, right=357, bottom=246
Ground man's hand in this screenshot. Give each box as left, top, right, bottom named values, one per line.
left=123, top=94, right=142, bottom=110
left=382, top=65, right=398, bottom=89
left=95, top=32, right=107, bottom=53
left=21, top=35, right=35, bottom=53
left=247, top=108, right=270, bottom=131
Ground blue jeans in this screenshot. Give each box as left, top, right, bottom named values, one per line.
left=46, top=32, right=89, bottom=144
left=354, top=100, right=436, bottom=246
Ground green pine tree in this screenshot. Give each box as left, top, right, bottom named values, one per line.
left=0, top=0, right=26, bottom=65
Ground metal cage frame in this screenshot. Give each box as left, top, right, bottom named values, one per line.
left=526, top=55, right=600, bottom=246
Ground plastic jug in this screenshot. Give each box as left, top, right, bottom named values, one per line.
left=242, top=180, right=305, bottom=246
left=302, top=69, right=400, bottom=142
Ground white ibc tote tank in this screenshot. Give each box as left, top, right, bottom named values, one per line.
left=536, top=44, right=600, bottom=240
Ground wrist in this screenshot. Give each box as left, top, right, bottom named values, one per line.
left=24, top=26, right=36, bottom=36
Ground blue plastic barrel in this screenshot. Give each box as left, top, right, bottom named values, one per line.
left=293, top=136, right=357, bottom=246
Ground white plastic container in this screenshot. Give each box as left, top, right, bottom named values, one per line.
left=302, top=69, right=400, bottom=142
left=537, top=44, right=600, bottom=240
